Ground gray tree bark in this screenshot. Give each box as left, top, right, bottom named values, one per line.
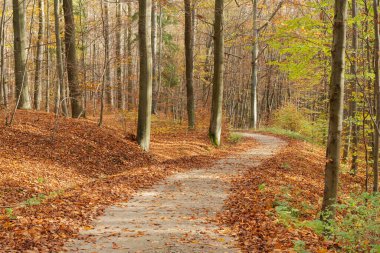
left=373, top=0, right=379, bottom=192
left=127, top=1, right=134, bottom=110
left=63, top=0, right=83, bottom=117
left=184, top=0, right=195, bottom=129
left=12, top=0, right=32, bottom=109
left=151, top=0, right=158, bottom=114
left=250, top=0, right=258, bottom=129
left=350, top=0, right=359, bottom=175
left=137, top=0, right=153, bottom=151
left=116, top=0, right=123, bottom=110
left=0, top=0, right=7, bottom=107
left=321, top=0, right=347, bottom=219
left=45, top=0, right=50, bottom=112
left=209, top=0, right=224, bottom=146
left=103, top=1, right=112, bottom=107
left=53, top=0, right=66, bottom=115
left=34, top=0, right=45, bottom=110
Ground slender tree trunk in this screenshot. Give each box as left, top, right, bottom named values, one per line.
left=350, top=0, right=359, bottom=174
left=34, top=0, right=45, bottom=110
left=45, top=0, right=50, bottom=112
left=127, top=1, right=133, bottom=110
left=103, top=1, right=112, bottom=107
left=79, top=0, right=87, bottom=116
left=116, top=0, right=123, bottom=110
left=12, top=0, right=32, bottom=109
left=151, top=0, right=158, bottom=114
left=250, top=0, right=258, bottom=129
left=373, top=0, right=380, bottom=192
left=156, top=4, right=162, bottom=112
left=137, top=0, right=153, bottom=151
left=184, top=0, right=195, bottom=129
left=321, top=0, right=347, bottom=219
left=62, top=0, right=83, bottom=117
left=0, top=0, right=7, bottom=107
left=209, top=0, right=224, bottom=146
left=54, top=0, right=65, bottom=115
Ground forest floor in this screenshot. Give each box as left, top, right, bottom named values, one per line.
left=0, top=110, right=256, bottom=252
left=0, top=111, right=366, bottom=252
left=64, top=133, right=285, bottom=252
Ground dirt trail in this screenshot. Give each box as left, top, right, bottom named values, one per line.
left=65, top=133, right=286, bottom=253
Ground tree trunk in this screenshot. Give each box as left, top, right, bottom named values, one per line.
left=184, top=0, right=195, bottom=129
left=127, top=1, right=133, bottom=110
left=45, top=0, right=50, bottom=112
left=137, top=0, right=153, bottom=151
left=34, top=0, right=45, bottom=110
left=350, top=0, right=359, bottom=174
left=250, top=0, right=258, bottom=129
left=151, top=0, right=158, bottom=114
left=116, top=0, right=123, bottom=110
left=321, top=0, right=347, bottom=219
left=63, top=0, right=83, bottom=117
left=54, top=0, right=66, bottom=115
left=373, top=0, right=380, bottom=192
left=209, top=0, right=224, bottom=146
left=12, top=0, right=32, bottom=109
left=103, top=1, right=112, bottom=107
left=0, top=0, right=7, bottom=107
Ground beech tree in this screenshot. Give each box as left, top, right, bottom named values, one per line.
left=12, top=0, right=31, bottom=109
left=209, top=0, right=224, bottom=146
left=33, top=0, right=44, bottom=110
left=63, top=0, right=83, bottom=117
left=184, top=0, right=195, bottom=129
left=373, top=0, right=379, bottom=192
left=321, top=0, right=347, bottom=219
left=137, top=0, right=153, bottom=151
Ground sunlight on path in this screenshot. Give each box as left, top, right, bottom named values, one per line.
left=65, top=133, right=286, bottom=253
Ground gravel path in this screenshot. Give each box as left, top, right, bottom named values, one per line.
left=65, top=133, right=286, bottom=253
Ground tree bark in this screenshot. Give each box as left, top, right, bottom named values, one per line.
left=63, top=0, right=83, bottom=117
left=12, top=0, right=32, bottom=109
left=250, top=0, right=258, bottom=129
left=350, top=0, right=359, bottom=174
left=373, top=0, right=379, bottom=192
left=34, top=0, right=45, bottom=110
left=54, top=0, right=66, bottom=115
left=137, top=0, right=153, bottom=151
left=151, top=0, right=158, bottom=114
left=209, top=0, right=224, bottom=146
left=116, top=0, right=123, bottom=110
left=127, top=1, right=133, bottom=110
left=45, top=0, right=50, bottom=112
left=184, top=0, right=195, bottom=129
left=321, top=0, right=347, bottom=219
left=103, top=1, right=112, bottom=107
left=0, top=0, right=7, bottom=107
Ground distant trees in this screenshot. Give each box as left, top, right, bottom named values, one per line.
left=321, top=0, right=347, bottom=219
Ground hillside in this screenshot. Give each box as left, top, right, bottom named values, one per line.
left=0, top=111, right=254, bottom=251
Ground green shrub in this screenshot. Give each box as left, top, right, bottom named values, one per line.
left=271, top=104, right=312, bottom=135
left=330, top=192, right=380, bottom=252
left=268, top=104, right=328, bottom=144
left=228, top=133, right=243, bottom=143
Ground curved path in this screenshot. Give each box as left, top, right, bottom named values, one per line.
left=65, top=133, right=286, bottom=253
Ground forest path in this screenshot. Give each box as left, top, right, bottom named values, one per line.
left=65, top=133, right=286, bottom=253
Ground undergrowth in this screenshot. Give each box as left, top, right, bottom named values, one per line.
left=274, top=190, right=380, bottom=252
